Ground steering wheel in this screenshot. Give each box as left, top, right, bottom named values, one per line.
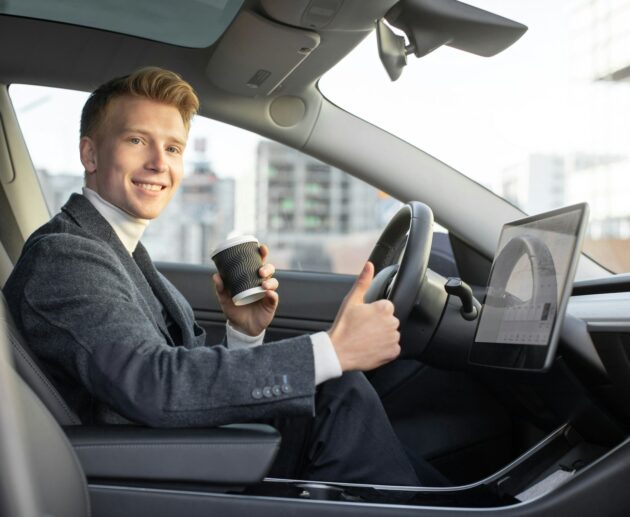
left=364, top=201, right=434, bottom=324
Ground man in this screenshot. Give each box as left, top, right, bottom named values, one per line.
left=4, top=67, right=432, bottom=486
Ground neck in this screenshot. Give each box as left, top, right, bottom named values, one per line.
left=82, top=187, right=149, bottom=254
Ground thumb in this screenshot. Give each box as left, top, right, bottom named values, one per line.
left=345, top=261, right=374, bottom=305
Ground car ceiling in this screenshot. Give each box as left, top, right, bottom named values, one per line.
left=0, top=0, right=402, bottom=164
left=0, top=0, right=393, bottom=112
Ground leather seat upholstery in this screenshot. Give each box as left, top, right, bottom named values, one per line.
left=0, top=295, right=90, bottom=517
left=0, top=290, right=282, bottom=489
left=0, top=291, right=81, bottom=425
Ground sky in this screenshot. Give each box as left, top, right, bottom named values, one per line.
left=321, top=0, right=570, bottom=187
left=321, top=0, right=630, bottom=187
left=9, top=0, right=630, bottom=193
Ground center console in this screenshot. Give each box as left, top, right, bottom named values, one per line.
left=243, top=423, right=613, bottom=508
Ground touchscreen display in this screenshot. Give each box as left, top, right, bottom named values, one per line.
left=471, top=203, right=588, bottom=370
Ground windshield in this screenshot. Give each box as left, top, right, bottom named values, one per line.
left=0, top=0, right=243, bottom=47
left=320, top=0, right=630, bottom=274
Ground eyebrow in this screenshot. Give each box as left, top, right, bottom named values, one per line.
left=122, top=127, right=187, bottom=148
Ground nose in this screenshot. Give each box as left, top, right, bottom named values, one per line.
left=146, top=144, right=168, bottom=173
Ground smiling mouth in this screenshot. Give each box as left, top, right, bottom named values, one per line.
left=133, top=181, right=166, bottom=192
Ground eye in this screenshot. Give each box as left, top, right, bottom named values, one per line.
left=129, top=137, right=142, bottom=145
left=166, top=145, right=181, bottom=154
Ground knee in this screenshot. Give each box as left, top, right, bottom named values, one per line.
left=317, top=371, right=381, bottom=410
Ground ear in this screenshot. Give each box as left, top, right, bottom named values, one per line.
left=79, top=136, right=97, bottom=175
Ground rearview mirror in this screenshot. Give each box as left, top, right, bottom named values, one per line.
left=377, top=0, right=527, bottom=81
left=376, top=20, right=408, bottom=81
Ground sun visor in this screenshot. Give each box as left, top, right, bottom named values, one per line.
left=206, top=10, right=320, bottom=97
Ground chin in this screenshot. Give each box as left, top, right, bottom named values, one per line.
left=127, top=201, right=166, bottom=220
left=136, top=210, right=160, bottom=220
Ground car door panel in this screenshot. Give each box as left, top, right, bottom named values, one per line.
left=157, top=262, right=351, bottom=344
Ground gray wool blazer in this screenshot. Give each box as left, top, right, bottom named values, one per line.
left=4, top=194, right=316, bottom=427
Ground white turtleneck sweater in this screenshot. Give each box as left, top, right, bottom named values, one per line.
left=82, top=187, right=342, bottom=386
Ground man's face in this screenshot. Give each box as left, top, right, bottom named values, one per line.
left=80, top=95, right=188, bottom=220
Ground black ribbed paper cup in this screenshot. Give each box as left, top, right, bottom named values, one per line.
left=211, top=235, right=266, bottom=306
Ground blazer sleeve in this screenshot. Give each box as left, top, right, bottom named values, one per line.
left=18, top=235, right=316, bottom=428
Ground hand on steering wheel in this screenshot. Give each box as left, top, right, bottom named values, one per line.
left=327, top=202, right=434, bottom=370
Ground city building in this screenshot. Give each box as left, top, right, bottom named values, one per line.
left=567, top=0, right=630, bottom=270
left=36, top=169, right=84, bottom=215
left=255, top=141, right=390, bottom=272
left=501, top=154, right=566, bottom=215
left=35, top=138, right=236, bottom=266
left=571, top=0, right=630, bottom=82
left=146, top=138, right=235, bottom=265
left=498, top=1, right=630, bottom=272
left=566, top=154, right=630, bottom=239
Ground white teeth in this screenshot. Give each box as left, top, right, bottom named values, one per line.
left=135, top=182, right=162, bottom=192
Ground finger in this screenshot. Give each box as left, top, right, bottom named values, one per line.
left=388, top=343, right=401, bottom=361
left=263, top=290, right=279, bottom=309
left=259, top=244, right=269, bottom=261
left=260, top=263, right=275, bottom=279
left=374, top=299, right=394, bottom=314
left=213, top=273, right=224, bottom=293
left=262, top=277, right=279, bottom=291
left=345, top=261, right=374, bottom=305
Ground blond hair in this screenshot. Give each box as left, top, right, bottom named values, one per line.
left=80, top=67, right=199, bottom=137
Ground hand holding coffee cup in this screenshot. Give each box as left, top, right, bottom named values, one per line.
left=211, top=235, right=268, bottom=305
left=212, top=237, right=280, bottom=336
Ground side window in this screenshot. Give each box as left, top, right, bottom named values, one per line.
left=253, top=141, right=402, bottom=274
left=10, top=85, right=88, bottom=215
left=11, top=84, right=454, bottom=276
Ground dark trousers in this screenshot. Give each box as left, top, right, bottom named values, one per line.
left=267, top=371, right=424, bottom=486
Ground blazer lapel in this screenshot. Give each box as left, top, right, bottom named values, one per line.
left=133, top=243, right=189, bottom=344
left=61, top=194, right=175, bottom=345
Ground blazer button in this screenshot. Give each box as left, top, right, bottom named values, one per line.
left=252, top=388, right=263, bottom=399
left=272, top=385, right=282, bottom=396
left=262, top=386, right=273, bottom=398
left=281, top=384, right=292, bottom=394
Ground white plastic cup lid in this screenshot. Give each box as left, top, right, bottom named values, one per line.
left=211, top=235, right=259, bottom=258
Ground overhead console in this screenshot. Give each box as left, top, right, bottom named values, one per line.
left=206, top=10, right=320, bottom=97
left=205, top=0, right=398, bottom=98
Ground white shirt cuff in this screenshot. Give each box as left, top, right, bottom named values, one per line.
left=225, top=320, right=265, bottom=349
left=311, top=331, right=342, bottom=386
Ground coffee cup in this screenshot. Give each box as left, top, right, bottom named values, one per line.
left=211, top=235, right=266, bottom=306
